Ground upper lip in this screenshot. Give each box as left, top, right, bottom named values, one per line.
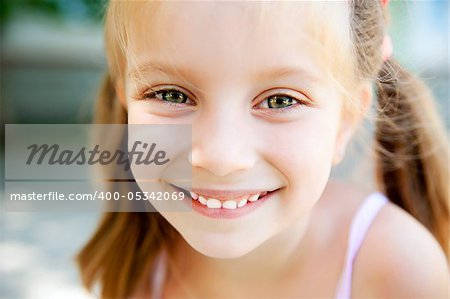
left=170, top=184, right=279, bottom=200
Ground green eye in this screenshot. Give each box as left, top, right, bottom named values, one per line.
left=267, top=95, right=296, bottom=109
left=158, top=90, right=188, bottom=103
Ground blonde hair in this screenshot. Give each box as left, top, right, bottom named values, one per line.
left=77, top=1, right=449, bottom=298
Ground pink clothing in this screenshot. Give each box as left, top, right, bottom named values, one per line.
left=151, top=251, right=166, bottom=299
left=150, top=192, right=389, bottom=299
left=335, top=192, right=388, bottom=299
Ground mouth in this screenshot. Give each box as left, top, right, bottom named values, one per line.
left=168, top=184, right=281, bottom=219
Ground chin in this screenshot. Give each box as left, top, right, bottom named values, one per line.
left=183, top=231, right=263, bottom=259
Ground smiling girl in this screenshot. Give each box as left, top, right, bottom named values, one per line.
left=77, top=1, right=449, bottom=298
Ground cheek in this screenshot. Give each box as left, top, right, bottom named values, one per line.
left=264, top=114, right=338, bottom=172
left=127, top=105, right=165, bottom=124
left=127, top=104, right=147, bottom=124
left=260, top=110, right=339, bottom=207
left=128, top=103, right=195, bottom=125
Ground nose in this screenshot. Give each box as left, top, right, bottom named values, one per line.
left=189, top=107, right=257, bottom=177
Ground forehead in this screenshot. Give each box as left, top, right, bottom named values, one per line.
left=121, top=1, right=351, bottom=85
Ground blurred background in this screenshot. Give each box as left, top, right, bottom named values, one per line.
left=0, top=0, right=448, bottom=298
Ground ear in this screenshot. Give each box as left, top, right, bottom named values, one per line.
left=115, top=79, right=127, bottom=109
left=332, top=81, right=373, bottom=166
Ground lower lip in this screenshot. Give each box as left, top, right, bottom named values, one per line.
left=170, top=185, right=278, bottom=219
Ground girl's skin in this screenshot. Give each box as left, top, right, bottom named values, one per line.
left=115, top=2, right=449, bottom=298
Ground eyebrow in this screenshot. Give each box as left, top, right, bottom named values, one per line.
left=128, top=61, right=322, bottom=84
left=254, top=66, right=322, bottom=83
left=128, top=62, right=176, bottom=79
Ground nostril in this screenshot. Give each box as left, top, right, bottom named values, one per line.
left=189, top=142, right=258, bottom=177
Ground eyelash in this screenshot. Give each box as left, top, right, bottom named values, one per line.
left=140, top=87, right=309, bottom=113
left=141, top=88, right=195, bottom=107
left=254, top=93, right=309, bottom=113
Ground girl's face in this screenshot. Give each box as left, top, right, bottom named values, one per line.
left=123, top=2, right=356, bottom=258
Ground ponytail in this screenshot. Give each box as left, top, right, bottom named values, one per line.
left=76, top=212, right=174, bottom=298
left=374, top=58, right=449, bottom=256
left=76, top=71, right=178, bottom=298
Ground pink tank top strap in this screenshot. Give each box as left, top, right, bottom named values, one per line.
left=150, top=250, right=167, bottom=299
left=335, top=192, right=389, bottom=299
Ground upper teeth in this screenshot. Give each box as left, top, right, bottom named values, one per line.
left=191, top=191, right=268, bottom=209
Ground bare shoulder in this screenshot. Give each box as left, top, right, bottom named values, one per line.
left=352, top=200, right=450, bottom=298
